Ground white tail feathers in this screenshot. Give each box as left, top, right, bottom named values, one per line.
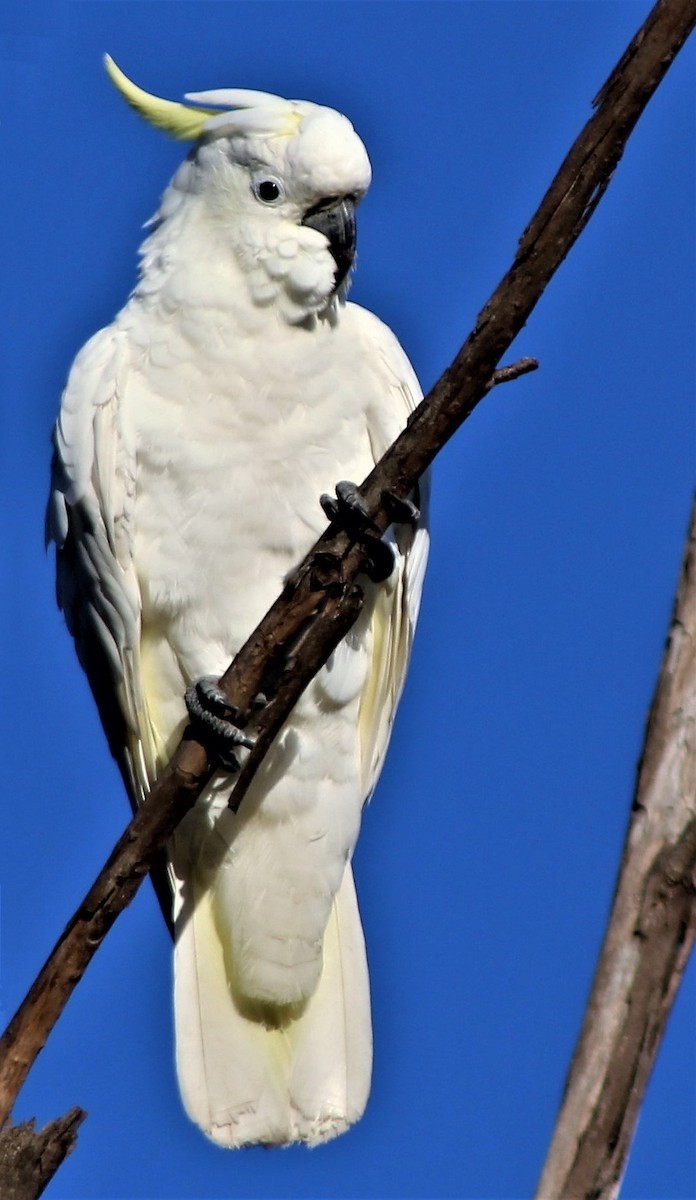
left=173, top=864, right=372, bottom=1147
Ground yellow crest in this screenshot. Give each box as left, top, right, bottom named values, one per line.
left=104, top=55, right=219, bottom=141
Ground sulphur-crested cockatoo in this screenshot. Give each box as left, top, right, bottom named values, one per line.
left=47, top=56, right=429, bottom=1148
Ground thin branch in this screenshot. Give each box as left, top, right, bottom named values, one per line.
left=1, top=0, right=694, bottom=1184
left=490, top=356, right=539, bottom=387
left=536, top=497, right=696, bottom=1200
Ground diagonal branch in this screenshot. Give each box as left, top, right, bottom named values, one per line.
left=1, top=4, right=694, bottom=1186
left=536, top=497, right=696, bottom=1200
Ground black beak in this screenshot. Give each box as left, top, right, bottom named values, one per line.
left=301, top=195, right=357, bottom=291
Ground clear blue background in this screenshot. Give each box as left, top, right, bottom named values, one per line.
left=1, top=3, right=694, bottom=1198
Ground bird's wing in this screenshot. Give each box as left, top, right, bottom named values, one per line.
left=47, top=325, right=161, bottom=811
left=343, top=306, right=430, bottom=800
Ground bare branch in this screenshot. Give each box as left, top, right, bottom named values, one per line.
left=0, top=1109, right=85, bottom=1200
left=490, top=356, right=539, bottom=388
left=1, top=3, right=694, bottom=1189
left=536, top=497, right=696, bottom=1200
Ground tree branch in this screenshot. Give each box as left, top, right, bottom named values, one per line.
left=0, top=1109, right=85, bottom=1200
left=1, top=0, right=694, bottom=1190
left=536, top=497, right=696, bottom=1200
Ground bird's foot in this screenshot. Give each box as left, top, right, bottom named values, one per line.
left=320, top=480, right=419, bottom=582
left=320, top=480, right=377, bottom=530
left=185, top=675, right=256, bottom=771
left=320, top=480, right=394, bottom=582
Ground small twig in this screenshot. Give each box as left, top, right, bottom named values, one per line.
left=489, top=356, right=539, bottom=387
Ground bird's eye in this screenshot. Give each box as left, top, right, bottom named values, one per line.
left=253, top=176, right=285, bottom=205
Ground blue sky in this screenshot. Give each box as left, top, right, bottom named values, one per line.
left=1, top=3, right=694, bottom=1198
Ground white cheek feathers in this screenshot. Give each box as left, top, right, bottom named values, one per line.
left=237, top=222, right=339, bottom=323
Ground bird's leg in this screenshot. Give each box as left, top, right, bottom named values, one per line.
left=320, top=480, right=420, bottom=583
left=185, top=675, right=257, bottom=771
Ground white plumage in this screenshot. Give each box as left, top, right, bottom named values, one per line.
left=47, top=59, right=429, bottom=1148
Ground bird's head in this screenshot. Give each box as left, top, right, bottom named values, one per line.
left=105, top=56, right=372, bottom=323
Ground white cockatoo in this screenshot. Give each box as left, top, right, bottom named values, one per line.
left=47, top=56, right=429, bottom=1148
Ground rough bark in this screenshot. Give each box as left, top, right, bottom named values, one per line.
left=0, top=1110, right=85, bottom=1200
left=536, top=498, right=696, bottom=1200
left=1, top=0, right=694, bottom=1194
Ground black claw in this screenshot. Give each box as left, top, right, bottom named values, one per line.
left=188, top=675, right=241, bottom=720
left=320, top=492, right=339, bottom=522
left=185, top=675, right=255, bottom=772
left=335, top=480, right=380, bottom=530
left=364, top=538, right=396, bottom=583
left=320, top=481, right=380, bottom=535
left=382, top=490, right=420, bottom=525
